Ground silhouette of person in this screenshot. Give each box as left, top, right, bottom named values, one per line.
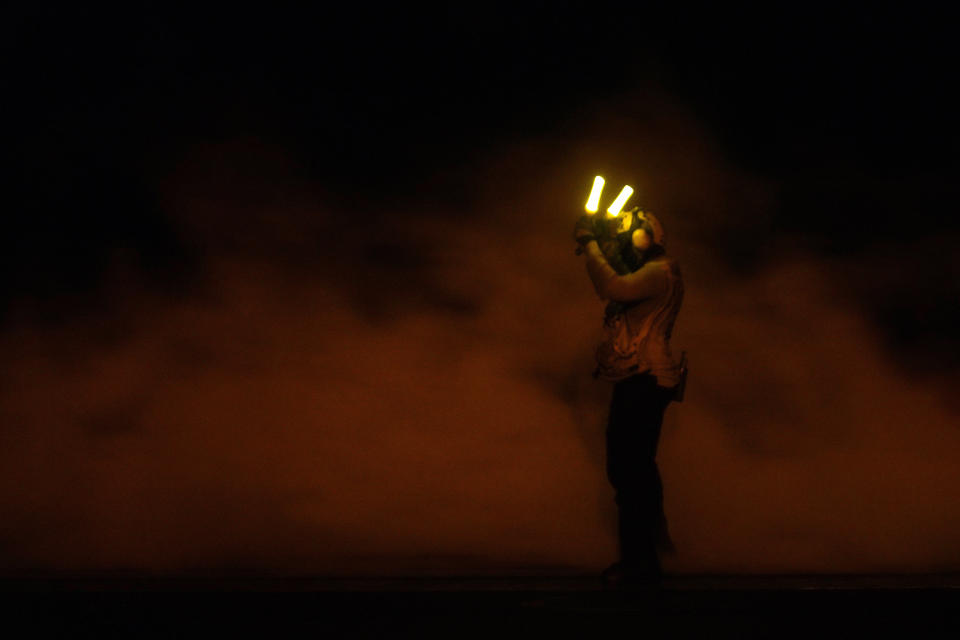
left=574, top=208, right=685, bottom=586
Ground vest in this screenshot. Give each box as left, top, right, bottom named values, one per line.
left=594, top=258, right=684, bottom=386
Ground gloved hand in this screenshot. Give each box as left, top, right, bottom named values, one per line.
left=575, top=214, right=631, bottom=272
left=573, top=214, right=599, bottom=246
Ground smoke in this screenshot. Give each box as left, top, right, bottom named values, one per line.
left=2, top=92, right=959, bottom=575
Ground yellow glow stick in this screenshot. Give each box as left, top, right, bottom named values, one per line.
left=585, top=176, right=605, bottom=214
left=607, top=185, right=633, bottom=216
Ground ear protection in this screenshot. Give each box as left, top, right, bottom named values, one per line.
left=631, top=207, right=665, bottom=247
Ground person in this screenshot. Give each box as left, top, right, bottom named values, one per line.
left=573, top=207, right=685, bottom=587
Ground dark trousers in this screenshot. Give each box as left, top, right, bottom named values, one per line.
left=606, top=373, right=674, bottom=573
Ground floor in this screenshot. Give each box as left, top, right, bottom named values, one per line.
left=5, top=574, right=960, bottom=637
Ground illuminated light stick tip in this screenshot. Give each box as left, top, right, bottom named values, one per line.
left=585, top=176, right=605, bottom=214
left=607, top=185, right=634, bottom=216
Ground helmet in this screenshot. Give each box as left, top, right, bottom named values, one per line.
left=627, top=207, right=665, bottom=247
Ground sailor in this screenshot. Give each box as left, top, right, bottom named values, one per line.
left=574, top=207, right=686, bottom=586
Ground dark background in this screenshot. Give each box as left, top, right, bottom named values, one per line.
left=3, top=2, right=960, bottom=575
left=7, top=3, right=959, bottom=362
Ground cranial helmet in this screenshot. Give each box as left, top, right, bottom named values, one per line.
left=629, top=207, right=665, bottom=247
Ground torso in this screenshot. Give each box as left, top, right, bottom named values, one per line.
left=595, top=257, right=684, bottom=385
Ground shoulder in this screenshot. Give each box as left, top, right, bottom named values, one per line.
left=643, top=257, right=678, bottom=276
left=638, top=257, right=682, bottom=295
left=628, top=260, right=671, bottom=296
left=652, top=256, right=682, bottom=279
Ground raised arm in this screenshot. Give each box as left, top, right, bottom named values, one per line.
left=582, top=240, right=668, bottom=302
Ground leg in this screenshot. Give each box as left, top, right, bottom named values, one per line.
left=605, top=374, right=673, bottom=576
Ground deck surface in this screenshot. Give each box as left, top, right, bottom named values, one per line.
left=5, top=574, right=960, bottom=637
